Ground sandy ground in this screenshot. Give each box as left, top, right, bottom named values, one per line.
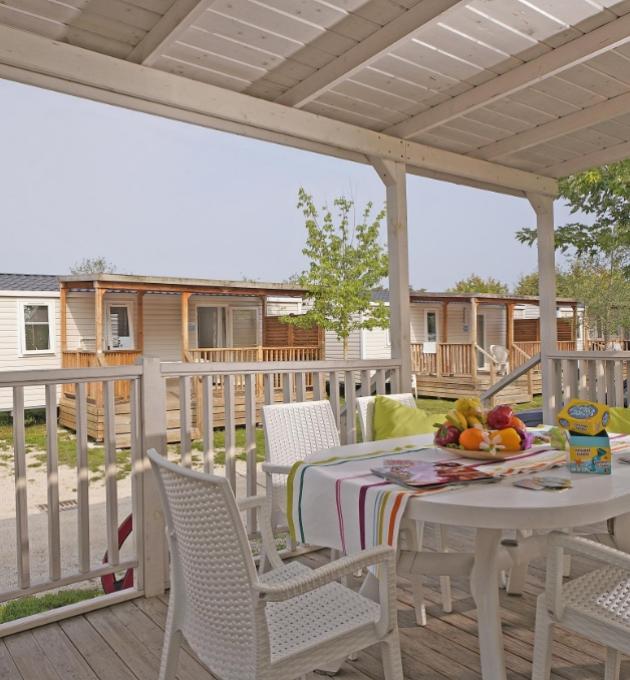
left=0, top=448, right=265, bottom=594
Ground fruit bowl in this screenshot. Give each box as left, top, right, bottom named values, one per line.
left=434, top=399, right=535, bottom=458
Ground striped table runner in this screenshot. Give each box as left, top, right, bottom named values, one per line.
left=287, top=446, right=441, bottom=556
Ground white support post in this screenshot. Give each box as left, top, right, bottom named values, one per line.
left=528, top=193, right=557, bottom=424
left=371, top=158, right=412, bottom=391
left=138, top=356, right=168, bottom=597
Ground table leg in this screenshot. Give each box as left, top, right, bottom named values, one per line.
left=470, top=528, right=507, bottom=680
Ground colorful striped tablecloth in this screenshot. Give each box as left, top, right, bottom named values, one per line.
left=286, top=443, right=573, bottom=556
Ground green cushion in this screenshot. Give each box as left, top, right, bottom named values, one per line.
left=608, top=407, right=630, bottom=434
left=372, top=395, right=444, bottom=441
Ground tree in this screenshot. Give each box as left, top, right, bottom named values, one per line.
left=70, top=257, right=117, bottom=275
left=447, top=274, right=509, bottom=294
left=513, top=269, right=574, bottom=297
left=516, top=160, right=630, bottom=340
left=283, top=188, right=389, bottom=358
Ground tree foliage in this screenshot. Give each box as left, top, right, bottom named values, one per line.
left=515, top=161, right=630, bottom=340
left=513, top=270, right=574, bottom=297
left=448, top=274, right=509, bottom=294
left=283, top=188, right=389, bottom=357
left=70, top=257, right=117, bottom=275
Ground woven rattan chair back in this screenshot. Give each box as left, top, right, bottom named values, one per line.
left=148, top=450, right=259, bottom=680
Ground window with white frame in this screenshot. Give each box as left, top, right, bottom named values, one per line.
left=20, top=302, right=54, bottom=354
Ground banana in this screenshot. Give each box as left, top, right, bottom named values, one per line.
left=446, top=410, right=467, bottom=430
left=467, top=414, right=483, bottom=429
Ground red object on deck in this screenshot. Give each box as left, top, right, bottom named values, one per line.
left=101, top=514, right=134, bottom=593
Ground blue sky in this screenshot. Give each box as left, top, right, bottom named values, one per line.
left=0, top=78, right=573, bottom=291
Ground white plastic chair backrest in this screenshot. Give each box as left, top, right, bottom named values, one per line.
left=356, top=393, right=417, bottom=442
left=147, top=449, right=259, bottom=680
left=489, top=344, right=509, bottom=364
left=262, top=400, right=340, bottom=468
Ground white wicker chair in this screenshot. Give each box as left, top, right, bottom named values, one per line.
left=356, top=393, right=453, bottom=623
left=489, top=344, right=510, bottom=375
left=147, top=448, right=403, bottom=680
left=262, top=400, right=340, bottom=533
left=533, top=532, right=630, bottom=680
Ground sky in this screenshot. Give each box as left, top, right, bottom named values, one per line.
left=0, top=78, right=576, bottom=291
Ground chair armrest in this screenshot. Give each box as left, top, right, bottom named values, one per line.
left=550, top=533, right=630, bottom=571
left=237, top=495, right=268, bottom=512
left=261, top=462, right=292, bottom=476
left=254, top=545, right=395, bottom=602
left=544, top=532, right=630, bottom=618
left=236, top=495, right=283, bottom=570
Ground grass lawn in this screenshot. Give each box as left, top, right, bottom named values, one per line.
left=416, top=395, right=543, bottom=416
left=0, top=588, right=102, bottom=623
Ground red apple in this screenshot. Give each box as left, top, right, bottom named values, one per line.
left=435, top=423, right=460, bottom=447
left=486, top=405, right=514, bottom=430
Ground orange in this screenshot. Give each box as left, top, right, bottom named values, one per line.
left=509, top=416, right=526, bottom=431
left=459, top=428, right=486, bottom=450
left=492, top=427, right=521, bottom=451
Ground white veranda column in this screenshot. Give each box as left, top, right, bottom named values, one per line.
left=371, top=158, right=412, bottom=391
left=527, top=193, right=557, bottom=423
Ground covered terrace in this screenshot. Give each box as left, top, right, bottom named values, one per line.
left=1, top=0, right=630, bottom=678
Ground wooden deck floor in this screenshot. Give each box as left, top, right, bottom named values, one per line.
left=1, top=525, right=623, bottom=680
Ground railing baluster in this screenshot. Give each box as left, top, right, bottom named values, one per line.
left=45, top=383, right=61, bottom=582
left=245, top=374, right=258, bottom=534
left=202, top=375, right=214, bottom=474
left=329, top=371, right=340, bottom=429
left=360, top=370, right=371, bottom=396
left=596, top=360, right=606, bottom=403
left=103, top=380, right=119, bottom=566
left=224, top=374, right=236, bottom=491
left=76, top=382, right=90, bottom=574
left=552, top=360, right=563, bottom=413
left=130, top=378, right=144, bottom=592
left=313, top=371, right=323, bottom=400
left=295, top=372, right=306, bottom=402
left=587, top=360, right=598, bottom=401
left=263, top=373, right=274, bottom=405
left=13, top=385, right=30, bottom=589
left=179, top=375, right=192, bottom=467
left=614, top=361, right=624, bottom=407
left=344, top=370, right=356, bottom=444
left=578, top=359, right=588, bottom=399
left=282, top=372, right=292, bottom=403
left=375, top=369, right=386, bottom=394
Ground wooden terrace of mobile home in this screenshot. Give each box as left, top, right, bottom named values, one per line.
left=408, top=292, right=582, bottom=403
left=58, top=274, right=323, bottom=442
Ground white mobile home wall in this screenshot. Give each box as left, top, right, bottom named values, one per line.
left=0, top=292, right=61, bottom=410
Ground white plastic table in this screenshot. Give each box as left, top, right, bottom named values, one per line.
left=302, top=433, right=630, bottom=680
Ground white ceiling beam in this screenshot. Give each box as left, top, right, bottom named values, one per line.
left=385, top=12, right=630, bottom=139
left=127, top=0, right=208, bottom=65
left=472, top=91, right=630, bottom=161
left=0, top=25, right=557, bottom=197
left=275, top=0, right=463, bottom=108
left=543, top=140, right=630, bottom=178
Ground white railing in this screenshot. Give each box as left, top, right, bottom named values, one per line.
left=0, top=365, right=145, bottom=636
left=548, top=351, right=629, bottom=415
left=0, top=357, right=400, bottom=635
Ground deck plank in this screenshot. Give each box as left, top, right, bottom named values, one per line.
left=4, top=524, right=626, bottom=680
left=59, top=615, right=140, bottom=680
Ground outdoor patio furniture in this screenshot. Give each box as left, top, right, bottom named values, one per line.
left=147, top=448, right=404, bottom=680
left=489, top=345, right=510, bottom=375
left=357, top=392, right=453, bottom=621
left=294, top=432, right=630, bottom=679
left=261, top=400, right=340, bottom=535
left=532, top=532, right=630, bottom=680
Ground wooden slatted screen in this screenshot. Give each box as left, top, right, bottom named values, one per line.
left=263, top=316, right=322, bottom=346
left=514, top=318, right=573, bottom=342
